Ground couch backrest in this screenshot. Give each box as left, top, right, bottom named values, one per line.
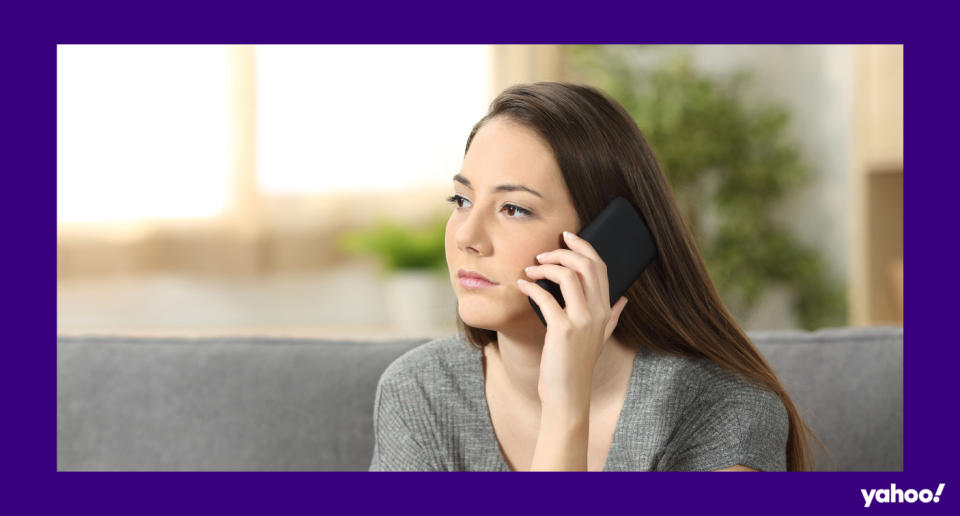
left=748, top=326, right=902, bottom=471
left=57, top=326, right=901, bottom=471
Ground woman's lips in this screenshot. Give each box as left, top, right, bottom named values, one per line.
left=458, top=276, right=498, bottom=289
left=457, top=268, right=498, bottom=289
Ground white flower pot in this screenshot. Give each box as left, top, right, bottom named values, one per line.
left=383, top=270, right=455, bottom=330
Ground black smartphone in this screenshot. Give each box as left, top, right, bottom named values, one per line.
left=528, top=196, right=657, bottom=326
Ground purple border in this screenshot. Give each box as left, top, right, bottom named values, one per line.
left=33, top=1, right=953, bottom=514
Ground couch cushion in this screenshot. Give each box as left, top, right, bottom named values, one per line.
left=57, top=335, right=424, bottom=471
left=57, top=326, right=902, bottom=471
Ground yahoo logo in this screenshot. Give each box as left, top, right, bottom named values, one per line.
left=861, top=483, right=945, bottom=508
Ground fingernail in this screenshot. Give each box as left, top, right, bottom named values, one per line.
left=517, top=279, right=527, bottom=285
left=536, top=254, right=544, bottom=262
left=524, top=266, right=534, bottom=273
left=564, top=231, right=578, bottom=240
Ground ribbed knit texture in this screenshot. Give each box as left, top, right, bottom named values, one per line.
left=369, top=334, right=788, bottom=471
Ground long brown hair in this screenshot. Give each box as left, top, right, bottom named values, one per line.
left=455, top=82, right=824, bottom=471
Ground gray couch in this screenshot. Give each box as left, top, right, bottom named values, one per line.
left=57, top=326, right=902, bottom=471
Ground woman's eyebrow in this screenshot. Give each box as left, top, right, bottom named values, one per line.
left=452, top=174, right=544, bottom=199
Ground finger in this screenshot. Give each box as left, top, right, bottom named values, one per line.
left=603, top=296, right=629, bottom=341
left=537, top=245, right=609, bottom=309
left=563, top=231, right=613, bottom=304
left=524, top=264, right=588, bottom=320
left=562, top=231, right=604, bottom=264
left=516, top=278, right=566, bottom=326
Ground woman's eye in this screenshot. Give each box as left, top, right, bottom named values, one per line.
left=445, top=194, right=532, bottom=219
left=503, top=204, right=532, bottom=218
left=445, top=194, right=470, bottom=209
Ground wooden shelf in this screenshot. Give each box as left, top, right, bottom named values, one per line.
left=851, top=45, right=903, bottom=326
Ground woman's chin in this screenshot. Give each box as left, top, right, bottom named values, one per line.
left=457, top=299, right=505, bottom=330
left=457, top=297, right=530, bottom=330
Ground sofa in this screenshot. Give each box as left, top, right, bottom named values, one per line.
left=57, top=326, right=903, bottom=471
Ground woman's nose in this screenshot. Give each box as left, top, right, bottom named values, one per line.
left=455, top=211, right=490, bottom=255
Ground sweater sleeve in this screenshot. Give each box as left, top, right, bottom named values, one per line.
left=656, top=378, right=790, bottom=472
left=368, top=373, right=441, bottom=472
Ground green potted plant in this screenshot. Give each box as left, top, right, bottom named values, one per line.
left=337, top=213, right=452, bottom=330
left=566, top=46, right=847, bottom=330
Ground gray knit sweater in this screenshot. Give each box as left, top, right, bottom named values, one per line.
left=369, top=334, right=789, bottom=471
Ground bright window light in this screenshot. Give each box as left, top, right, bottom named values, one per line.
left=255, top=45, right=492, bottom=195
left=57, top=45, right=231, bottom=223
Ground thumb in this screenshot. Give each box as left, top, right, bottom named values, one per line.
left=604, top=296, right=629, bottom=340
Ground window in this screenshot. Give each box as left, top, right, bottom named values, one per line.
left=255, top=45, right=492, bottom=194
left=57, top=45, right=231, bottom=223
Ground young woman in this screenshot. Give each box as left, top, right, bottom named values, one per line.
left=369, top=82, right=819, bottom=471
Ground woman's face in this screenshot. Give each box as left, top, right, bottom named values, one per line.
left=445, top=116, right=580, bottom=331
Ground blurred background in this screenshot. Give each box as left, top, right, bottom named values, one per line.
left=57, top=44, right=902, bottom=340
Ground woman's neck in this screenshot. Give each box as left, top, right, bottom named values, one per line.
left=486, top=326, right=637, bottom=412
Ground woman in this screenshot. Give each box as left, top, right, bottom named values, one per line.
left=369, top=82, right=819, bottom=471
